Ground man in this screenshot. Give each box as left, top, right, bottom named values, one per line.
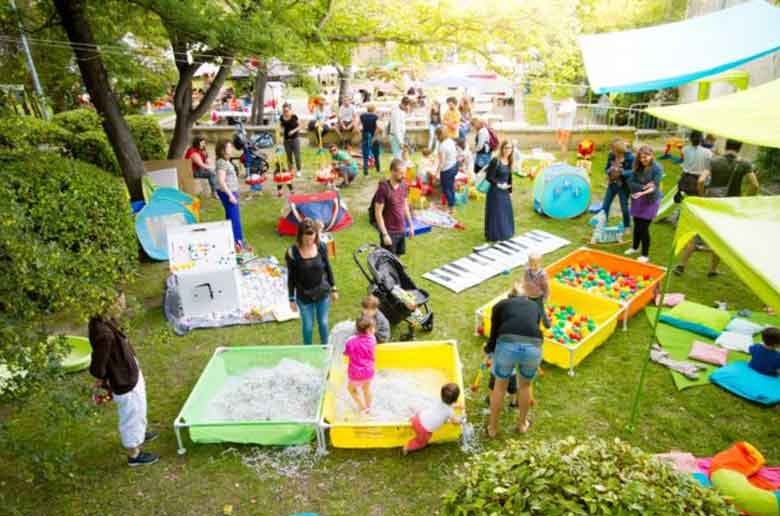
left=374, top=158, right=414, bottom=256
left=674, top=138, right=759, bottom=277
left=442, top=96, right=461, bottom=140
left=89, top=294, right=159, bottom=467
left=556, top=95, right=577, bottom=154
left=389, top=96, right=412, bottom=160
left=329, top=144, right=358, bottom=187
left=337, top=96, right=356, bottom=148
left=679, top=130, right=712, bottom=196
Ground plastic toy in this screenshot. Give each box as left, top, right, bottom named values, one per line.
left=661, top=137, right=685, bottom=164
left=576, top=139, right=595, bottom=174
left=533, top=164, right=591, bottom=219
left=589, top=211, right=624, bottom=244
left=553, top=263, right=652, bottom=302
left=542, top=304, right=597, bottom=348
left=470, top=363, right=485, bottom=392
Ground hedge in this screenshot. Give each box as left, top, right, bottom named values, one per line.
left=51, top=108, right=102, bottom=134
left=126, top=114, right=166, bottom=160
left=0, top=116, right=71, bottom=151
left=71, top=130, right=120, bottom=175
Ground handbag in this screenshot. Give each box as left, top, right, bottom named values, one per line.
left=475, top=151, right=491, bottom=169
left=476, top=177, right=491, bottom=193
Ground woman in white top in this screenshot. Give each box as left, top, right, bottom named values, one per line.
left=436, top=126, right=459, bottom=214
left=214, top=139, right=245, bottom=249
left=473, top=118, right=492, bottom=172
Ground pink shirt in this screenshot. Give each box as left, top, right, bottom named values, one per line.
left=344, top=333, right=376, bottom=381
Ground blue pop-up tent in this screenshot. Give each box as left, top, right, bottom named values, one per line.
left=578, top=0, right=780, bottom=94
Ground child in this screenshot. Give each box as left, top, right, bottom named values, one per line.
left=361, top=295, right=390, bottom=343
left=748, top=327, right=780, bottom=377
left=523, top=252, right=551, bottom=328
left=420, top=147, right=438, bottom=187
left=403, top=383, right=464, bottom=455
left=343, top=316, right=376, bottom=414
left=456, top=138, right=474, bottom=183
left=401, top=144, right=415, bottom=176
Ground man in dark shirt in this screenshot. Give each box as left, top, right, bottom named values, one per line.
left=89, top=294, right=158, bottom=467
left=280, top=103, right=302, bottom=177
left=374, top=158, right=413, bottom=256
left=708, top=139, right=759, bottom=198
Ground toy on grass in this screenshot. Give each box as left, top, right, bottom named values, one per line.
left=661, top=137, right=685, bottom=164
left=588, top=211, right=624, bottom=244
left=542, top=304, right=597, bottom=347
left=454, top=184, right=469, bottom=206
left=91, top=380, right=113, bottom=405
left=709, top=442, right=780, bottom=516
left=470, top=363, right=485, bottom=392
left=245, top=173, right=267, bottom=192
left=554, top=263, right=653, bottom=302
left=576, top=138, right=595, bottom=174
left=315, top=166, right=339, bottom=189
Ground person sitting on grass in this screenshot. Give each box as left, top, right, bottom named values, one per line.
left=344, top=315, right=377, bottom=414
left=749, top=327, right=780, bottom=377
left=329, top=144, right=358, bottom=187
left=361, top=295, right=390, bottom=343
left=403, top=383, right=464, bottom=455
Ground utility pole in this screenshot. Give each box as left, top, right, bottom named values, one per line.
left=10, top=0, right=50, bottom=119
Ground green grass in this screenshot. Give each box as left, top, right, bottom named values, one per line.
left=2, top=147, right=778, bottom=516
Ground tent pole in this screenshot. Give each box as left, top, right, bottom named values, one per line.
left=626, top=228, right=679, bottom=432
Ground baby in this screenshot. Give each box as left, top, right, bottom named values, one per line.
left=748, top=327, right=780, bottom=377
left=403, top=383, right=464, bottom=455
left=343, top=316, right=377, bottom=414
left=361, top=295, right=390, bottom=343
left=523, top=252, right=551, bottom=328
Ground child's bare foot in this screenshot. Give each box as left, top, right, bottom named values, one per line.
left=516, top=419, right=532, bottom=434
left=401, top=446, right=409, bottom=456
left=486, top=424, right=497, bottom=439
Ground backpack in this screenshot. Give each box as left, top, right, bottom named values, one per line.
left=487, top=126, right=499, bottom=151
left=368, top=180, right=389, bottom=227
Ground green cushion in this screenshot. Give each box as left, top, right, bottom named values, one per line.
left=659, top=301, right=733, bottom=339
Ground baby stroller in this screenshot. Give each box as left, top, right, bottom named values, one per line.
left=354, top=244, right=433, bottom=340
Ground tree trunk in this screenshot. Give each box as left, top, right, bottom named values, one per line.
left=336, top=65, right=351, bottom=105
left=251, top=65, right=268, bottom=125
left=53, top=0, right=145, bottom=201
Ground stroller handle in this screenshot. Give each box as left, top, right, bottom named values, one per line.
left=353, top=243, right=381, bottom=283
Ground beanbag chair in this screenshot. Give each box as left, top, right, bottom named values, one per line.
left=659, top=301, right=732, bottom=339
left=727, top=317, right=767, bottom=336
left=710, top=361, right=780, bottom=406
left=711, top=469, right=780, bottom=516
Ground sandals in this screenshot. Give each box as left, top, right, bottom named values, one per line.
left=672, top=265, right=685, bottom=276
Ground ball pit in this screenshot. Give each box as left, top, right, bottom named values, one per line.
left=542, top=304, right=597, bottom=348
left=554, top=263, right=654, bottom=302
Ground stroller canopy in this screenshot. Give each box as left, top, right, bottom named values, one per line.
left=277, top=191, right=353, bottom=236
left=368, top=247, right=419, bottom=293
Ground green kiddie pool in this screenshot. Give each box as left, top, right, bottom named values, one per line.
left=47, top=335, right=92, bottom=373
left=174, top=345, right=332, bottom=455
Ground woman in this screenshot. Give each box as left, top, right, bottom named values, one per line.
left=458, top=96, right=472, bottom=139
left=214, top=140, right=245, bottom=249
left=625, top=146, right=663, bottom=263
left=184, top=136, right=218, bottom=197
left=484, top=141, right=514, bottom=242
left=359, top=103, right=380, bottom=175
left=601, top=138, right=634, bottom=232
left=280, top=103, right=302, bottom=177
left=427, top=100, right=442, bottom=151
left=286, top=218, right=338, bottom=345
left=435, top=126, right=459, bottom=214
left=473, top=118, right=491, bottom=172
left=483, top=280, right=549, bottom=438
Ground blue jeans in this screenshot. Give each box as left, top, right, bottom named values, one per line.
left=492, top=336, right=542, bottom=381
left=440, top=164, right=458, bottom=207
left=361, top=132, right=381, bottom=174
left=390, top=134, right=403, bottom=160
left=602, top=182, right=631, bottom=228
left=217, top=190, right=243, bottom=244
left=297, top=296, right=330, bottom=345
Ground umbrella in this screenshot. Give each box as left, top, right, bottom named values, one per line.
left=422, top=75, right=483, bottom=89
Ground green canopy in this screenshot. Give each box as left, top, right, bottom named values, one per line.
left=646, top=77, right=780, bottom=148
left=675, top=195, right=780, bottom=313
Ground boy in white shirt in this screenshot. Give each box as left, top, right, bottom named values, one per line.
left=403, top=383, right=464, bottom=455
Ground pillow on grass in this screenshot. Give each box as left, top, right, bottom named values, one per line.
left=688, top=341, right=728, bottom=366
left=715, top=331, right=754, bottom=353
left=709, top=361, right=780, bottom=406
left=726, top=318, right=766, bottom=336
left=659, top=301, right=733, bottom=339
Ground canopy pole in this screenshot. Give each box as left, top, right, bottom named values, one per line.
left=626, top=215, right=680, bottom=432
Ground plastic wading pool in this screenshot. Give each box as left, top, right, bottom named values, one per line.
left=322, top=341, right=465, bottom=449
left=545, top=247, right=666, bottom=321
left=474, top=283, right=622, bottom=376
left=174, top=345, right=332, bottom=454
left=47, top=335, right=92, bottom=373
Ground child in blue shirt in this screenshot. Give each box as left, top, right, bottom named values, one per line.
left=749, top=327, right=780, bottom=377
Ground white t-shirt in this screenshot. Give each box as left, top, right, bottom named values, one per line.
left=438, top=138, right=458, bottom=171
left=475, top=126, right=490, bottom=154
left=419, top=401, right=456, bottom=432
left=390, top=105, right=406, bottom=140
left=339, top=105, right=355, bottom=123
left=682, top=145, right=712, bottom=176
left=557, top=98, right=577, bottom=131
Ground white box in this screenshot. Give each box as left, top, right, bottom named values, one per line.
left=146, top=167, right=179, bottom=190
left=167, top=221, right=236, bottom=273
left=176, top=268, right=242, bottom=317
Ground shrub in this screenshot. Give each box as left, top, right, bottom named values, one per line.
left=441, top=437, right=737, bottom=516
left=51, top=108, right=102, bottom=134
left=126, top=114, right=167, bottom=160
left=756, top=146, right=780, bottom=182
left=0, top=151, right=137, bottom=400
left=0, top=115, right=71, bottom=151
left=71, top=130, right=120, bottom=175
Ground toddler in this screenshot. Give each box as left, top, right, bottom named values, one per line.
left=361, top=295, right=390, bottom=343
left=420, top=147, right=438, bottom=186
left=749, top=327, right=780, bottom=377
left=343, top=316, right=376, bottom=414
left=523, top=252, right=551, bottom=328
left=403, top=383, right=464, bottom=455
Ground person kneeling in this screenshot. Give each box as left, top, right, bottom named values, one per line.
left=403, top=383, right=464, bottom=455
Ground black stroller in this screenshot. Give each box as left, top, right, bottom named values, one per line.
left=354, top=244, right=434, bottom=340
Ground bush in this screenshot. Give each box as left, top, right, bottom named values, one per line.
left=126, top=114, right=167, bottom=160
left=0, top=115, right=71, bottom=151
left=0, top=151, right=137, bottom=400
left=71, top=130, right=120, bottom=175
left=756, top=146, right=780, bottom=182
left=441, top=437, right=737, bottom=516
left=51, top=108, right=102, bottom=134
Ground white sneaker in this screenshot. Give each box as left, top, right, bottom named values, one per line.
left=637, top=255, right=650, bottom=263
left=624, top=247, right=639, bottom=256
left=296, top=171, right=302, bottom=177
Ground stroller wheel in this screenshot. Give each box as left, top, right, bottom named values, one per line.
left=421, top=312, right=434, bottom=332
left=400, top=330, right=415, bottom=341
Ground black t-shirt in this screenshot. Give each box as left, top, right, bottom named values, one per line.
left=360, top=113, right=378, bottom=136
left=280, top=114, right=300, bottom=140
left=485, top=296, right=544, bottom=353
left=709, top=154, right=754, bottom=197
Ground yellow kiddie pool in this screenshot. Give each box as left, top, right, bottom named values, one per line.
left=475, top=283, right=622, bottom=376
left=322, top=340, right=465, bottom=449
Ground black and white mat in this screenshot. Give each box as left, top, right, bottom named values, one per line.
left=422, top=230, right=571, bottom=293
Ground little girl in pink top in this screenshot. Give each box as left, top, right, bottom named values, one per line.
left=344, top=315, right=376, bottom=413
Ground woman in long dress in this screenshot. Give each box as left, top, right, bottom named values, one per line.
left=484, top=141, right=515, bottom=242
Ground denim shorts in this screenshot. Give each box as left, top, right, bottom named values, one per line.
left=491, top=336, right=542, bottom=381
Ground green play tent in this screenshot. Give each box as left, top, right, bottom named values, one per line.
left=646, top=77, right=780, bottom=148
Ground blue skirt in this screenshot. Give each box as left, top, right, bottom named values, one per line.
left=485, top=187, right=515, bottom=241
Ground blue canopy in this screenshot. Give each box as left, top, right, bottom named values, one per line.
left=578, top=0, right=780, bottom=94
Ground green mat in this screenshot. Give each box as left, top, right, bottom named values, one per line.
left=644, top=307, right=779, bottom=390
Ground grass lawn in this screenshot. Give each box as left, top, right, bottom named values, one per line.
left=2, top=145, right=778, bottom=516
